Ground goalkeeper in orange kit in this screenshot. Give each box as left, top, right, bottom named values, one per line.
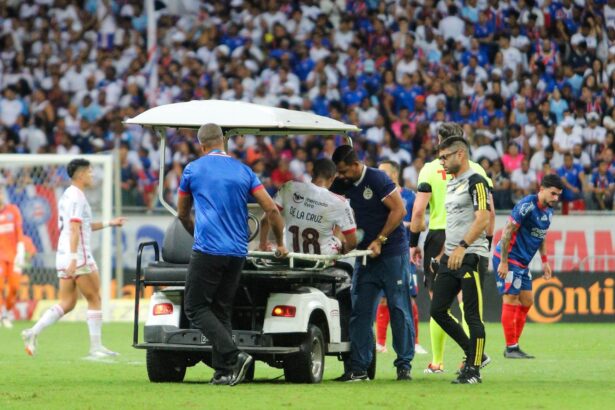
left=0, top=187, right=26, bottom=329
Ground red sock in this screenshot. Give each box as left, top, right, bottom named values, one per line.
left=376, top=303, right=390, bottom=346
left=515, top=305, right=531, bottom=344
left=502, top=303, right=518, bottom=347
left=411, top=299, right=420, bottom=344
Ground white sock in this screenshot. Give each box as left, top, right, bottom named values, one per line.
left=87, top=310, right=103, bottom=351
left=32, top=305, right=64, bottom=335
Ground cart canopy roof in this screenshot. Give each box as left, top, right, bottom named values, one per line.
left=124, top=100, right=360, bottom=136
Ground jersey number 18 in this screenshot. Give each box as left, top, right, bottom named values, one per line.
left=288, top=225, right=320, bottom=254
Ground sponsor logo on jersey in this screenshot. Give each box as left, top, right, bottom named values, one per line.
left=519, top=201, right=534, bottom=216
left=293, top=192, right=304, bottom=203
left=0, top=223, right=14, bottom=234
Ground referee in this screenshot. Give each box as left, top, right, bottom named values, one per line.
left=429, top=136, right=490, bottom=384
left=409, top=123, right=494, bottom=374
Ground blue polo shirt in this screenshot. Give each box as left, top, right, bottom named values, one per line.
left=332, top=167, right=408, bottom=257
left=178, top=150, right=263, bottom=257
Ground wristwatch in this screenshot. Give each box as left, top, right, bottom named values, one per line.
left=377, top=235, right=388, bottom=244
left=459, top=239, right=469, bottom=249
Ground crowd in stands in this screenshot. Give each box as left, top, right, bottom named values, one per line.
left=2, top=0, right=615, bottom=211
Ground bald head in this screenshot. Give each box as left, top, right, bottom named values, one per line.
left=197, top=123, right=224, bottom=147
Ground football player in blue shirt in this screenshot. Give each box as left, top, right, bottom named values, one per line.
left=493, top=174, right=564, bottom=359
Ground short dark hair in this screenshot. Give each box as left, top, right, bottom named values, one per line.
left=67, top=158, right=91, bottom=178
left=312, top=158, right=337, bottom=180
left=332, top=145, right=359, bottom=165
left=438, top=136, right=470, bottom=153
left=379, top=159, right=400, bottom=175
left=541, top=174, right=564, bottom=190
left=437, top=122, right=464, bottom=141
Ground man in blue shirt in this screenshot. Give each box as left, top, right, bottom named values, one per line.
left=177, top=123, right=287, bottom=386
left=493, top=174, right=564, bottom=359
left=331, top=146, right=414, bottom=381
left=557, top=153, right=587, bottom=214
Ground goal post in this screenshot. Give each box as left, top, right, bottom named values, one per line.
left=0, top=154, right=114, bottom=321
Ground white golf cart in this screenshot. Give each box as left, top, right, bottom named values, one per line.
left=125, top=100, right=376, bottom=383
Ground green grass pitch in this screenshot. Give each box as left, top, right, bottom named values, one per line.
left=1, top=321, right=613, bottom=409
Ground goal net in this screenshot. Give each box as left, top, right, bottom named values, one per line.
left=0, top=154, right=113, bottom=320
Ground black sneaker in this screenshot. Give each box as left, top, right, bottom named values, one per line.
left=452, top=365, right=482, bottom=384
left=229, top=352, right=253, bottom=386
left=210, top=372, right=232, bottom=385
left=334, top=371, right=369, bottom=382
left=396, top=367, right=412, bottom=381
left=504, top=346, right=535, bottom=359
left=457, top=354, right=491, bottom=374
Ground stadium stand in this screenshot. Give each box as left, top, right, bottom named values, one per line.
left=1, top=0, right=615, bottom=210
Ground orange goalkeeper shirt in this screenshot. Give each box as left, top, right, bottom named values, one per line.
left=0, top=204, right=24, bottom=262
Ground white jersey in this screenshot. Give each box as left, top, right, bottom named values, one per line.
left=56, top=185, right=95, bottom=270
left=274, top=181, right=356, bottom=255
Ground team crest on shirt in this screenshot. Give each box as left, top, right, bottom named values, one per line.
left=363, top=186, right=373, bottom=200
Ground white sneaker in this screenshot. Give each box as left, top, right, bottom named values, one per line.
left=88, top=346, right=119, bottom=358
left=376, top=343, right=388, bottom=353
left=414, top=343, right=428, bottom=354
left=21, top=329, right=37, bottom=356
left=2, top=317, right=13, bottom=329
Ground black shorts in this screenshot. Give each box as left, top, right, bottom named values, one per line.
left=422, top=229, right=446, bottom=291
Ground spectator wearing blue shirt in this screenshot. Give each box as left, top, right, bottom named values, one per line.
left=292, top=44, right=315, bottom=83
left=549, top=88, right=569, bottom=124
left=78, top=95, right=103, bottom=123
left=177, top=123, right=288, bottom=386
left=478, top=95, right=505, bottom=130
left=311, top=83, right=330, bottom=117
left=462, top=0, right=480, bottom=24
left=358, top=59, right=382, bottom=96
left=454, top=101, right=477, bottom=125
left=590, top=160, right=615, bottom=210
left=473, top=10, right=496, bottom=59
left=460, top=39, right=489, bottom=67
left=394, top=73, right=422, bottom=113
left=557, top=153, right=588, bottom=214
left=331, top=146, right=414, bottom=382
left=341, top=78, right=368, bottom=109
